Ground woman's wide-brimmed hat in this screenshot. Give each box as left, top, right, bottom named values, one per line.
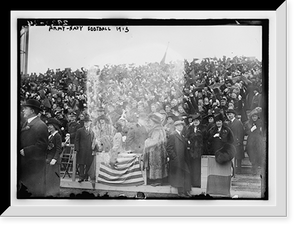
left=47, top=118, right=61, bottom=130
left=191, top=113, right=201, bottom=121
left=148, top=113, right=162, bottom=124
left=22, top=99, right=42, bottom=111
left=206, top=113, right=214, bottom=119
left=249, top=107, right=262, bottom=118
left=214, top=113, right=224, bottom=122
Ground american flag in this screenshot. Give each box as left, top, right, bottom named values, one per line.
left=98, top=154, right=144, bottom=186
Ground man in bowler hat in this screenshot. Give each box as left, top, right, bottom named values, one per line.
left=166, top=120, right=192, bottom=198
left=19, top=99, right=49, bottom=197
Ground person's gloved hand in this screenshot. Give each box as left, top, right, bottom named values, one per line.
left=251, top=125, right=257, bottom=132
left=50, top=159, right=57, bottom=165
left=213, top=133, right=220, bottom=138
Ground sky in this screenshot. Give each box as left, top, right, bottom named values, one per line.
left=27, top=25, right=262, bottom=73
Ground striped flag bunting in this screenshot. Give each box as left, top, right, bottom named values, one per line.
left=98, top=155, right=145, bottom=186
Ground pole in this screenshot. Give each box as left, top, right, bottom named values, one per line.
left=20, top=25, right=29, bottom=75
left=72, top=147, right=77, bottom=181
left=24, top=26, right=29, bottom=75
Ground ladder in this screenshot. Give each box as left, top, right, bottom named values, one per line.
left=60, top=144, right=77, bottom=181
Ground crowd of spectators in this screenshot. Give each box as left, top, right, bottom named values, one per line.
left=20, top=55, right=265, bottom=147
left=181, top=56, right=264, bottom=124
left=85, top=56, right=265, bottom=138
left=20, top=67, right=88, bottom=141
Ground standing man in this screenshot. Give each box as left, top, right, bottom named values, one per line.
left=226, top=109, right=245, bottom=174
left=19, top=99, right=49, bottom=197
left=166, top=120, right=192, bottom=198
left=74, top=115, right=95, bottom=182
left=66, top=111, right=79, bottom=144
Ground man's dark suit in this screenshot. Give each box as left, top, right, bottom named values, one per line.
left=166, top=131, right=191, bottom=194
left=228, top=118, right=245, bottom=172
left=74, top=127, right=94, bottom=180
left=228, top=119, right=244, bottom=156
left=19, top=116, right=48, bottom=197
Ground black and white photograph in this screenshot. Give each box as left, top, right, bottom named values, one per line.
left=17, top=17, right=269, bottom=200
left=3, top=0, right=292, bottom=222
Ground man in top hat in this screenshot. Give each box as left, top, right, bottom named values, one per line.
left=166, top=120, right=192, bottom=197
left=19, top=99, right=49, bottom=197
left=226, top=109, right=245, bottom=173
left=74, top=115, right=96, bottom=182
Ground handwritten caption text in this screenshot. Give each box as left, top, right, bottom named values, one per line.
left=48, top=25, right=129, bottom=33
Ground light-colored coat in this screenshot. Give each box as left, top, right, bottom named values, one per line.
left=125, top=123, right=148, bottom=153
left=143, top=125, right=168, bottom=180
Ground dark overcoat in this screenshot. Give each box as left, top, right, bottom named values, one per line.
left=74, top=127, right=94, bottom=166
left=186, top=125, right=204, bottom=159
left=45, top=132, right=62, bottom=197
left=19, top=116, right=48, bottom=197
left=244, top=119, right=265, bottom=167
left=46, top=132, right=62, bottom=164
left=207, top=124, right=235, bottom=154
left=67, top=121, right=80, bottom=144
left=166, top=131, right=191, bottom=191
left=227, top=118, right=245, bottom=159
left=186, top=124, right=205, bottom=187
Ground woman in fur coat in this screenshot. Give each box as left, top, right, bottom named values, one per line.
left=143, top=114, right=168, bottom=186
left=186, top=114, right=204, bottom=187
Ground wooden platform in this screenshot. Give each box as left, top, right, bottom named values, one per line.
left=61, top=155, right=209, bottom=196
left=60, top=156, right=262, bottom=198
left=60, top=179, right=205, bottom=196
